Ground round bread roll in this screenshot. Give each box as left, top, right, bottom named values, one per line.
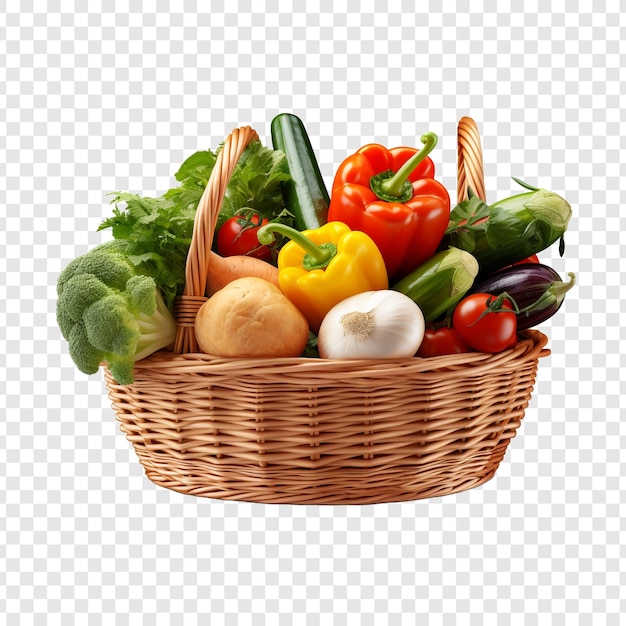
left=194, top=276, right=310, bottom=358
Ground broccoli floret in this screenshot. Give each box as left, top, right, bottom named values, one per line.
left=125, top=274, right=158, bottom=316
left=57, top=274, right=111, bottom=323
left=83, top=294, right=142, bottom=355
left=68, top=321, right=105, bottom=376
left=57, top=249, right=135, bottom=295
left=56, top=305, right=77, bottom=342
left=107, top=357, right=137, bottom=389
left=57, top=245, right=178, bottom=385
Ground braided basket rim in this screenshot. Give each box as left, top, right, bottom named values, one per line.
left=120, top=329, right=549, bottom=379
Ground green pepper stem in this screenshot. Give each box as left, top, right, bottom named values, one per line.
left=257, top=223, right=336, bottom=270
left=378, top=132, right=438, bottom=198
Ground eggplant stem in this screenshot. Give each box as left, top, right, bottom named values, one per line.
left=519, top=272, right=576, bottom=317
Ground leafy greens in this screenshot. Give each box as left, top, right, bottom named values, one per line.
left=98, top=140, right=291, bottom=312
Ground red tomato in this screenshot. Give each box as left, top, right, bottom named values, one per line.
left=217, top=212, right=272, bottom=261
left=416, top=327, right=472, bottom=358
left=512, top=254, right=539, bottom=266
left=452, top=293, right=518, bottom=353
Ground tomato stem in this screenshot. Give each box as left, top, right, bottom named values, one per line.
left=467, top=291, right=520, bottom=327
left=231, top=208, right=264, bottom=240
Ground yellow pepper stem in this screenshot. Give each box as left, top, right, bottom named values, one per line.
left=257, top=223, right=337, bottom=270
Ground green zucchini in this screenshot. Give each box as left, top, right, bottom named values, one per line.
left=270, top=113, right=330, bottom=231
left=392, top=247, right=479, bottom=323
left=443, top=185, right=572, bottom=275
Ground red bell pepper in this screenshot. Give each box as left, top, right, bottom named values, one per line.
left=328, top=132, right=450, bottom=280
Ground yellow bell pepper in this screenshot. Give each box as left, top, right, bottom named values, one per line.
left=257, top=221, right=388, bottom=332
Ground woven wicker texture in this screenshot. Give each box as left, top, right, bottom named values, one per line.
left=173, top=126, right=259, bottom=355
left=457, top=116, right=487, bottom=203
left=104, top=118, right=550, bottom=505
left=106, top=331, right=548, bottom=504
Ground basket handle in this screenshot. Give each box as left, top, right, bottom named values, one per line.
left=457, top=116, right=486, bottom=204
left=173, top=125, right=259, bottom=354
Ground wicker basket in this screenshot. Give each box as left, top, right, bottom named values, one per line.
left=104, top=118, right=550, bottom=505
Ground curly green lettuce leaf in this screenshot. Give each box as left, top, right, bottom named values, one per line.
left=99, top=193, right=194, bottom=312
left=98, top=140, right=291, bottom=311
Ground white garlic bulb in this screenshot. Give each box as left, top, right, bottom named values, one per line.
left=317, top=290, right=425, bottom=359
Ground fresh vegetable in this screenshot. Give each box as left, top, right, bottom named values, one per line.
left=257, top=221, right=388, bottom=332
left=327, top=132, right=450, bottom=280
left=60, top=122, right=574, bottom=374
left=270, top=113, right=330, bottom=231
left=317, top=291, right=425, bottom=359
left=205, top=250, right=279, bottom=297
left=452, top=293, right=518, bottom=353
left=392, top=247, right=479, bottom=324
left=99, top=140, right=292, bottom=309
left=468, top=263, right=576, bottom=331
left=194, top=277, right=309, bottom=358
left=56, top=241, right=178, bottom=384
left=165, top=139, right=292, bottom=233
left=99, top=193, right=195, bottom=312
left=416, top=326, right=472, bottom=358
left=443, top=181, right=572, bottom=276
left=217, top=209, right=272, bottom=260
left=512, top=254, right=539, bottom=266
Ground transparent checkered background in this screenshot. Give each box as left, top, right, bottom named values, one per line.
left=1, top=2, right=624, bottom=624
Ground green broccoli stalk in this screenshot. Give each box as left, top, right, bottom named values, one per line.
left=56, top=243, right=178, bottom=385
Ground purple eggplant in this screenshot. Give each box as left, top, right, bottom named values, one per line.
left=469, top=263, right=576, bottom=330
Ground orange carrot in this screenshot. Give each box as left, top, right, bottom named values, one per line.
left=206, top=251, right=280, bottom=297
